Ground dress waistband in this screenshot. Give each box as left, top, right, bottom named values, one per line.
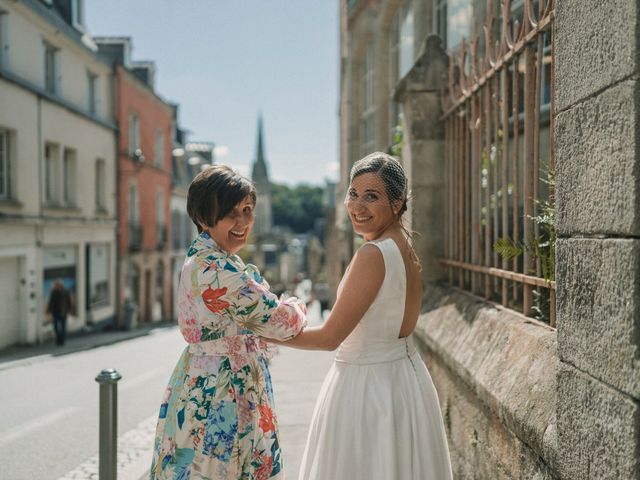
left=187, top=334, right=269, bottom=371
left=334, top=335, right=417, bottom=365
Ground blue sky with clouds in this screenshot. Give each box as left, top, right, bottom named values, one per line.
left=85, top=0, right=339, bottom=186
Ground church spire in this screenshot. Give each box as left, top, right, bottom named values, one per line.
left=251, top=113, right=272, bottom=237
left=252, top=114, right=269, bottom=181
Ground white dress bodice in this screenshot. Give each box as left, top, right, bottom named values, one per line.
left=335, top=237, right=417, bottom=365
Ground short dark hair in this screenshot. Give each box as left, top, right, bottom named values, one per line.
left=187, top=165, right=257, bottom=232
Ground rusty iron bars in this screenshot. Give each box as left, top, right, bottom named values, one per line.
left=441, top=0, right=556, bottom=326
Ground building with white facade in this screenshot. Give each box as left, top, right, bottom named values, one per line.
left=0, top=0, right=117, bottom=348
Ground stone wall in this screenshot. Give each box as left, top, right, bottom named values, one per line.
left=402, top=2, right=640, bottom=477
left=415, top=285, right=558, bottom=479
left=554, top=0, right=640, bottom=478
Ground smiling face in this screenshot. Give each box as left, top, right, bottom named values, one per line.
left=346, top=172, right=401, bottom=241
left=208, top=195, right=255, bottom=254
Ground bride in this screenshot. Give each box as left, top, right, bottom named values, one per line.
left=269, top=152, right=453, bottom=479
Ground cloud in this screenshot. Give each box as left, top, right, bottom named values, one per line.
left=214, top=145, right=230, bottom=158
left=325, top=161, right=339, bottom=179
left=226, top=163, right=250, bottom=178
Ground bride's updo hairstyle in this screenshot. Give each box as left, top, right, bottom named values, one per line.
left=349, top=151, right=409, bottom=220
left=349, top=151, right=421, bottom=268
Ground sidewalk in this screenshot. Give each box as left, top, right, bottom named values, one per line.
left=0, top=322, right=176, bottom=372
left=56, top=342, right=335, bottom=480
left=269, top=346, right=335, bottom=478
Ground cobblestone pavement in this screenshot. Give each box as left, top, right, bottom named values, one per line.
left=56, top=346, right=335, bottom=480
left=57, top=414, right=157, bottom=480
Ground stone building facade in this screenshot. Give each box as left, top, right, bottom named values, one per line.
left=339, top=0, right=640, bottom=478
left=0, top=0, right=117, bottom=348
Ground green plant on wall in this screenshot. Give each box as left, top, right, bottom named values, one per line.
left=493, top=168, right=555, bottom=282
left=388, top=119, right=403, bottom=159
left=493, top=168, right=556, bottom=321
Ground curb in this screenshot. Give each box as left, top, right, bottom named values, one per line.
left=0, top=323, right=176, bottom=373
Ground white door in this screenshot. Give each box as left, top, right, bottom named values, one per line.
left=0, top=256, right=21, bottom=350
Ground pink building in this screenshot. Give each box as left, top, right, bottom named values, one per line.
left=96, top=38, right=173, bottom=327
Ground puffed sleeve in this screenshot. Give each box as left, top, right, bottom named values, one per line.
left=196, top=254, right=306, bottom=340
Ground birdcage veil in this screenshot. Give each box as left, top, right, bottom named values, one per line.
left=344, top=151, right=421, bottom=269
left=344, top=151, right=409, bottom=218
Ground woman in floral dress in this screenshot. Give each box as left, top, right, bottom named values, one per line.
left=150, top=165, right=306, bottom=480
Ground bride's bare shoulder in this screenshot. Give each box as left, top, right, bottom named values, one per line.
left=349, top=242, right=384, bottom=275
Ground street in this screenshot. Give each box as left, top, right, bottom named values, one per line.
left=0, top=327, right=334, bottom=480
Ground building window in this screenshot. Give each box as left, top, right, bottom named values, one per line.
left=87, top=71, right=98, bottom=115
left=129, top=183, right=139, bottom=225
left=71, top=0, right=85, bottom=30
left=0, top=12, right=8, bottom=70
left=361, top=44, right=375, bottom=156
left=128, top=113, right=140, bottom=157
left=434, top=0, right=447, bottom=49
left=44, top=42, right=57, bottom=94
left=157, top=189, right=166, bottom=248
left=87, top=243, right=109, bottom=308
left=0, top=129, right=10, bottom=200
left=511, top=1, right=552, bottom=115
left=128, top=183, right=142, bottom=249
left=434, top=0, right=471, bottom=51
left=156, top=189, right=164, bottom=226
left=62, top=148, right=76, bottom=206
left=95, top=158, right=106, bottom=210
left=389, top=4, right=412, bottom=143
left=44, top=142, right=59, bottom=204
left=154, top=130, right=164, bottom=168
left=171, top=209, right=180, bottom=249
left=399, top=3, right=414, bottom=78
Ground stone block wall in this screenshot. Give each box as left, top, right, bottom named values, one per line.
left=401, top=1, right=640, bottom=478
left=554, top=1, right=640, bottom=478
left=415, top=285, right=558, bottom=479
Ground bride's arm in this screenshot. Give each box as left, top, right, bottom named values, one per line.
left=267, top=243, right=385, bottom=351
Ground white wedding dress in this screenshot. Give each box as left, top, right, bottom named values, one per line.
left=299, top=238, right=453, bottom=480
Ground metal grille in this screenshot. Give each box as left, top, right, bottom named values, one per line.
left=441, top=0, right=556, bottom=326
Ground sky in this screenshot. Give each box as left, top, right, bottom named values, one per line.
left=85, top=0, right=339, bottom=186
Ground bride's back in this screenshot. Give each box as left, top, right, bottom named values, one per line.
left=338, top=235, right=420, bottom=350
left=390, top=232, right=423, bottom=338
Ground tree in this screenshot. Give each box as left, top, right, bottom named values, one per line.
left=270, top=182, right=324, bottom=233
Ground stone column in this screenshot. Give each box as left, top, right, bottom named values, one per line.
left=394, top=34, right=449, bottom=285
left=554, top=1, right=640, bottom=478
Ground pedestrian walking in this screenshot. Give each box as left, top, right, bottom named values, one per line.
left=47, top=279, right=71, bottom=346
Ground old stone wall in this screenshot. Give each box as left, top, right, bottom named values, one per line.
left=554, top=1, right=640, bottom=478
left=414, top=285, right=558, bottom=479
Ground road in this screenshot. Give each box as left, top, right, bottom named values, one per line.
left=0, top=326, right=334, bottom=480
left=0, top=327, right=185, bottom=480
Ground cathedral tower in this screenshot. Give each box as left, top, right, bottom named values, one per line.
left=251, top=115, right=273, bottom=237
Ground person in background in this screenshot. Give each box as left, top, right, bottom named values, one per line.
left=47, top=279, right=71, bottom=346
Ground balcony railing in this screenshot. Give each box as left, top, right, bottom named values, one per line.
left=129, top=223, right=143, bottom=251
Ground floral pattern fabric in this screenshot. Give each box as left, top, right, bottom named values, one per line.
left=151, top=232, right=306, bottom=479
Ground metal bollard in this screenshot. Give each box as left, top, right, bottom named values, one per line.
left=95, top=368, right=122, bottom=480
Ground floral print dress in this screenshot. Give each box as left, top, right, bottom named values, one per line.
left=151, top=232, right=306, bottom=480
